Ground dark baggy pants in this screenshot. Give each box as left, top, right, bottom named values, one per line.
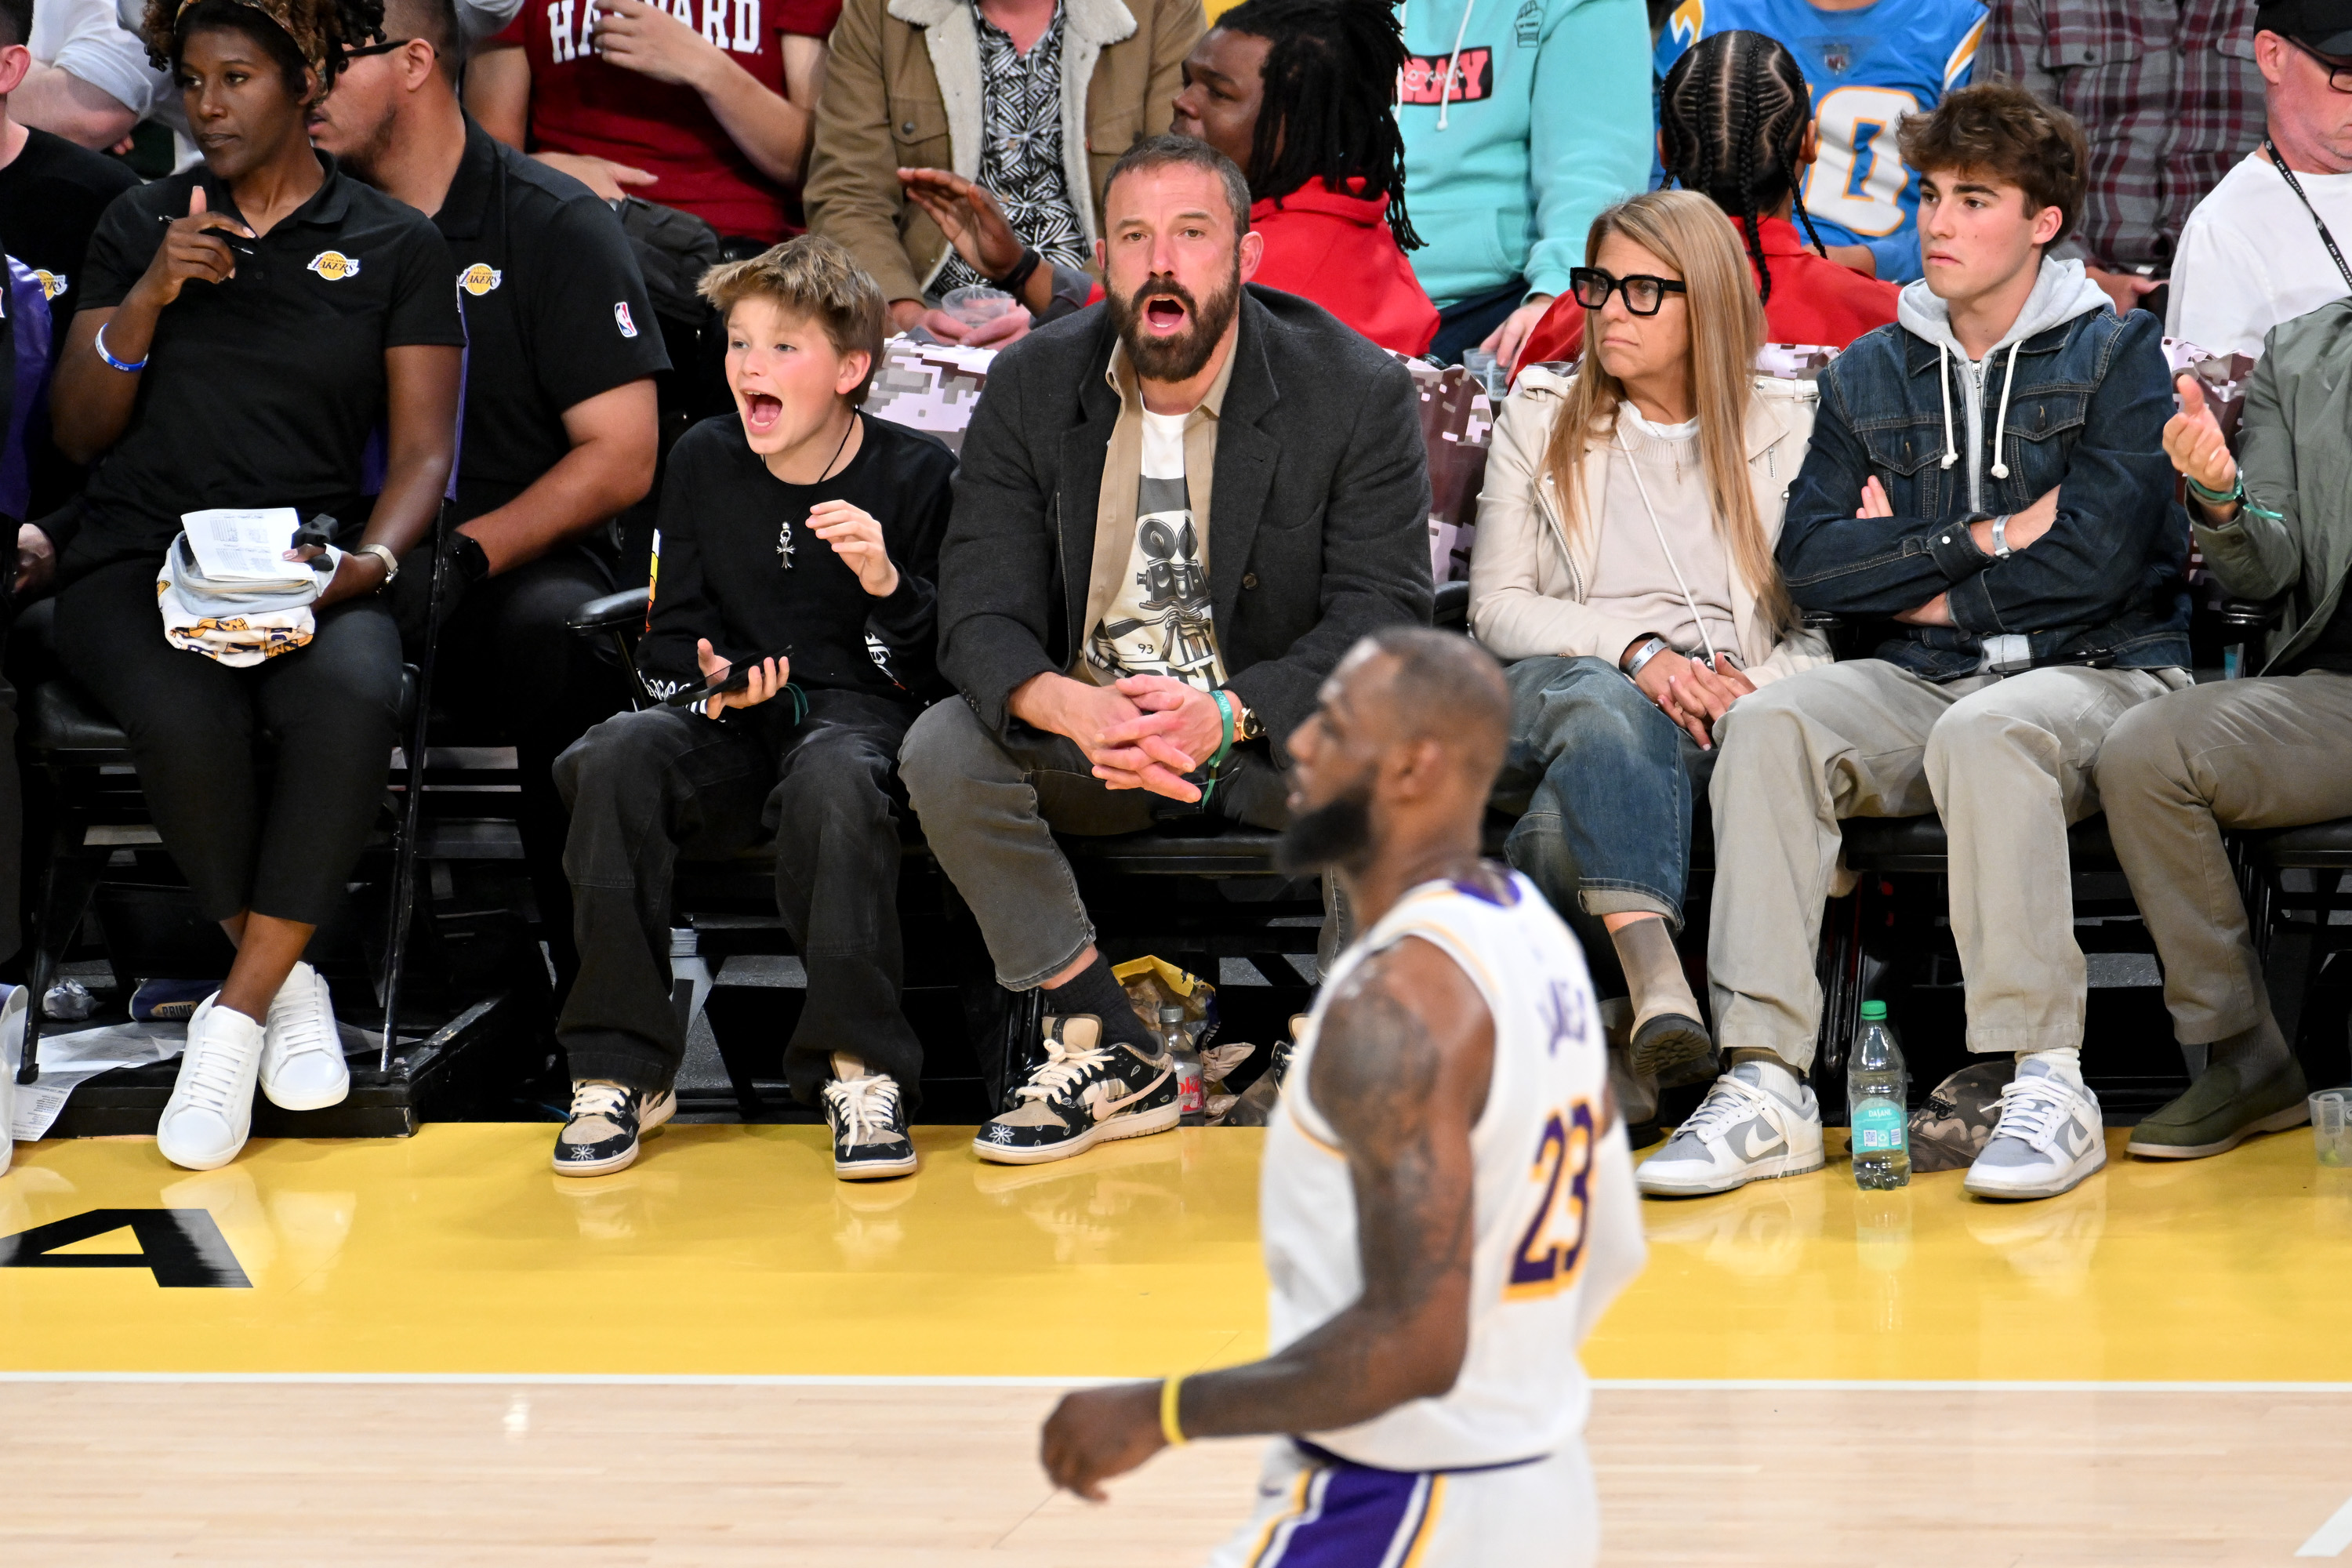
left=554, top=688, right=922, bottom=1105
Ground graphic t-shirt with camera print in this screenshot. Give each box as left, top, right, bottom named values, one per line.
left=1085, top=408, right=1226, bottom=690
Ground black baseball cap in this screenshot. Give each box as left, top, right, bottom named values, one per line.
left=2259, top=0, right=2352, bottom=55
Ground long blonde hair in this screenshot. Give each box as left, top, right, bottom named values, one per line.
left=1541, top=188, right=1793, bottom=633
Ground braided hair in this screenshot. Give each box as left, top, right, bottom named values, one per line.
left=1658, top=29, right=1827, bottom=306
left=1212, top=0, right=1422, bottom=250
left=142, top=0, right=385, bottom=98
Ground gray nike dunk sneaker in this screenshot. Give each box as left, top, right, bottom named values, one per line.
left=1965, top=1056, right=2105, bottom=1200
left=1635, top=1060, right=1824, bottom=1197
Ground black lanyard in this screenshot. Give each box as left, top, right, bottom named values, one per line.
left=2266, top=138, right=2352, bottom=295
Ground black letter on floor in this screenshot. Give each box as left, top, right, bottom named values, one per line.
left=0, top=1208, right=252, bottom=1287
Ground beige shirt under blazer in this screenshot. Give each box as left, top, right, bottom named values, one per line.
left=1468, top=364, right=1831, bottom=688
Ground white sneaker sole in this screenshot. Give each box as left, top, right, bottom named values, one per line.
left=549, top=1091, right=677, bottom=1177
left=1638, top=1145, right=1825, bottom=1198
left=836, top=1149, right=919, bottom=1181
left=1965, top=1144, right=2107, bottom=1201
left=971, top=1099, right=1181, bottom=1166
left=2125, top=1103, right=2310, bottom=1161
left=262, top=1067, right=351, bottom=1114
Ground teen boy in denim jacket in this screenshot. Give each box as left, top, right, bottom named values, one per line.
left=1637, top=83, right=2190, bottom=1206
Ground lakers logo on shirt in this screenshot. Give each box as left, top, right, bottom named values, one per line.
left=307, top=251, right=362, bottom=281
left=32, top=270, right=67, bottom=301
left=459, top=263, right=503, bottom=296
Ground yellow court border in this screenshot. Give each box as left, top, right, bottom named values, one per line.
left=0, top=1124, right=2348, bottom=1384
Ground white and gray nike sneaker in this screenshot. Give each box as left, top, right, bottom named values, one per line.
left=972, top=1014, right=1178, bottom=1166
left=1963, top=1055, right=2106, bottom=1201
left=1636, top=1060, right=1824, bottom=1197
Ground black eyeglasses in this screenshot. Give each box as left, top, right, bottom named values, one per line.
left=341, top=35, right=419, bottom=59
left=2288, top=35, right=2352, bottom=93
left=1569, top=267, right=1688, bottom=317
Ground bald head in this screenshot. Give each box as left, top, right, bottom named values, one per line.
left=1353, top=626, right=1512, bottom=790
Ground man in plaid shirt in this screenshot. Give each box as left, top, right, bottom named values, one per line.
left=1987, top=0, right=2264, bottom=316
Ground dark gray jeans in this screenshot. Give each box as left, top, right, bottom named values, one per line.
left=898, top=699, right=1290, bottom=990
left=554, top=688, right=921, bottom=1104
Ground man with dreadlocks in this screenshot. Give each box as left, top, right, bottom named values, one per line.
left=1517, top=27, right=1897, bottom=368
left=1170, top=0, right=1438, bottom=355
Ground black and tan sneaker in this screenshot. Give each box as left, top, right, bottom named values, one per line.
left=2127, top=1056, right=2310, bottom=1160
left=823, top=1069, right=918, bottom=1180
left=551, top=1080, right=676, bottom=1176
left=972, top=1014, right=1178, bottom=1165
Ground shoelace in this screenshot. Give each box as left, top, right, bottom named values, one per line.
left=179, top=1016, right=255, bottom=1113
left=1679, top=1073, right=1771, bottom=1143
left=268, top=985, right=338, bottom=1065
left=568, top=1081, right=632, bottom=1123
left=1015, top=1036, right=1114, bottom=1105
left=1989, top=1073, right=2078, bottom=1153
left=825, top=1074, right=901, bottom=1142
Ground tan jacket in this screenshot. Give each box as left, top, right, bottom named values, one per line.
left=806, top=0, right=1203, bottom=305
left=1469, top=364, right=1831, bottom=687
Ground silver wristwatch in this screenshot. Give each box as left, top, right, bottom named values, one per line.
left=359, top=544, right=401, bottom=586
left=1991, top=514, right=2013, bottom=560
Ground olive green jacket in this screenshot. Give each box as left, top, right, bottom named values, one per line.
left=2207, top=299, right=2352, bottom=673
left=805, top=0, right=1203, bottom=306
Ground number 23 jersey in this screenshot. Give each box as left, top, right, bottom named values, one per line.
left=1260, top=870, right=1646, bottom=1472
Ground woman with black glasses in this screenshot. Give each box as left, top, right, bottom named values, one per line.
left=1470, top=188, right=1829, bottom=1118
left=42, top=0, right=463, bottom=1171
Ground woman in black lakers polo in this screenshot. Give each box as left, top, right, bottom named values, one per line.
left=44, top=0, right=463, bottom=1170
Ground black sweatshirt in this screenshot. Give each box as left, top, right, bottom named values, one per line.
left=640, top=412, right=955, bottom=705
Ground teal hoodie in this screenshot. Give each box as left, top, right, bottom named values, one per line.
left=1396, top=0, right=1653, bottom=310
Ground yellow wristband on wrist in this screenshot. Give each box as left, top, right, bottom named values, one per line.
left=1160, top=1374, right=1189, bottom=1447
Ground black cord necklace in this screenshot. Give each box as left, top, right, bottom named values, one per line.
left=777, top=412, right=859, bottom=570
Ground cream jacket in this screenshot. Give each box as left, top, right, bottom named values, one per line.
left=1468, top=364, right=1831, bottom=687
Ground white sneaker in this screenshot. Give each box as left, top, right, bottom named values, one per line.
left=157, top=996, right=266, bottom=1171
left=1964, top=1054, right=2106, bottom=1201
left=1636, top=1060, right=1824, bottom=1197
left=259, top=962, right=349, bottom=1112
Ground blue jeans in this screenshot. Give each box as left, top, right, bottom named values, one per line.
left=1494, top=655, right=1714, bottom=990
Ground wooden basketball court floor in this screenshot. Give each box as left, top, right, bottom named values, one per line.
left=3, top=1122, right=2350, bottom=1565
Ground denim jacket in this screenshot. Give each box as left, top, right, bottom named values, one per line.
left=1776, top=266, right=2190, bottom=681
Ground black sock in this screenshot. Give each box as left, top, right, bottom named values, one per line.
left=1043, top=954, right=1155, bottom=1054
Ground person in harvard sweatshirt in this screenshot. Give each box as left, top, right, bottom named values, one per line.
left=1394, top=0, right=1651, bottom=365
left=549, top=236, right=954, bottom=1183
left=1170, top=0, right=1438, bottom=356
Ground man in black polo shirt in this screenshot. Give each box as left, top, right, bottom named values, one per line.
left=0, top=0, right=137, bottom=516
left=310, top=0, right=666, bottom=982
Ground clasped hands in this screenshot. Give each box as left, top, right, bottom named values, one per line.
left=1014, top=671, right=1228, bottom=802
left=1855, top=474, right=2059, bottom=630
left=1624, top=639, right=1753, bottom=750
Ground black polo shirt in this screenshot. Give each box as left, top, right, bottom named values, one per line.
left=434, top=120, right=670, bottom=526
left=66, top=154, right=465, bottom=578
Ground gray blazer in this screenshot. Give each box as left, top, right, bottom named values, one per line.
left=2210, top=299, right=2352, bottom=673
left=936, top=285, right=1434, bottom=759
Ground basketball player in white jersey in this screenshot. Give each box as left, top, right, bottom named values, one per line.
left=1040, top=626, right=1648, bottom=1566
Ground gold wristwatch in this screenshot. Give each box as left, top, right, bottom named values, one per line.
left=1227, top=691, right=1265, bottom=742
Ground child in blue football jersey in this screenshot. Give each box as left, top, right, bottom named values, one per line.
left=1656, top=0, right=1985, bottom=285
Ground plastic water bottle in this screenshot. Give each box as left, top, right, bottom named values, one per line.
left=669, top=927, right=714, bottom=1040
left=1163, top=1004, right=1207, bottom=1126
left=1848, top=1000, right=1910, bottom=1189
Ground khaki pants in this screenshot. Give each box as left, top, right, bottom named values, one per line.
left=1707, top=659, right=2187, bottom=1071
left=2096, top=670, right=2352, bottom=1046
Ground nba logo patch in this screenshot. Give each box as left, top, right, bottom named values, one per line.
left=614, top=301, right=639, bottom=338
left=307, top=250, right=361, bottom=281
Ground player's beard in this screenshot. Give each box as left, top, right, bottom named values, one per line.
left=1275, top=782, right=1376, bottom=876
left=1108, top=260, right=1242, bottom=383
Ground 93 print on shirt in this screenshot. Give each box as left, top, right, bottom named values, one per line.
left=544, top=0, right=769, bottom=61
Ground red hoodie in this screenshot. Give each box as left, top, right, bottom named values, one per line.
left=1515, top=213, right=1900, bottom=371
left=1249, top=180, right=1441, bottom=358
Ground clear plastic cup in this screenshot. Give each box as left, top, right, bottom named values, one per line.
left=2313, top=1088, right=2352, bottom=1166
left=1460, top=347, right=1506, bottom=399
left=942, top=285, right=1018, bottom=328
